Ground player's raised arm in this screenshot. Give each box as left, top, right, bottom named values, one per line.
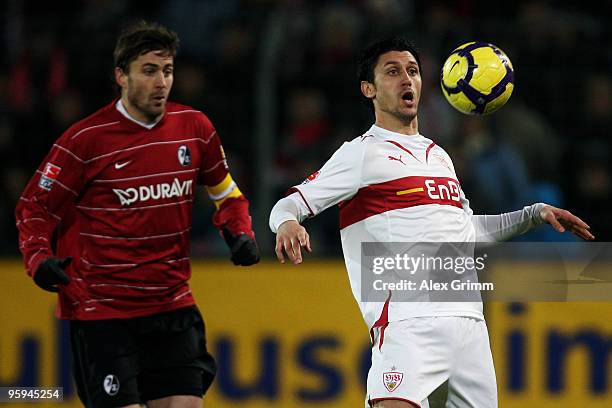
left=468, top=202, right=595, bottom=242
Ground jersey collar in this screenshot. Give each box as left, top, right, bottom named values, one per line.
left=115, top=100, right=163, bottom=129
left=369, top=124, right=425, bottom=142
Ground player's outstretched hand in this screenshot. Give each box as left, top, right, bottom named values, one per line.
left=222, top=229, right=260, bottom=266
left=275, top=220, right=312, bottom=265
left=539, top=205, right=595, bottom=241
left=34, top=257, right=72, bottom=292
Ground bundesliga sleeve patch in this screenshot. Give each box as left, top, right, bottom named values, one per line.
left=301, top=170, right=320, bottom=184
left=38, top=162, right=62, bottom=191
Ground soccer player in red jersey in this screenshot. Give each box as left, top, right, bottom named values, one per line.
left=270, top=38, right=593, bottom=408
left=16, top=21, right=259, bottom=408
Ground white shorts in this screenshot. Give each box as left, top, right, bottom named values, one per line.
left=366, top=316, right=497, bottom=408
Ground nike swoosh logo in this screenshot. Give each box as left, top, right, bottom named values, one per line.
left=450, top=60, right=460, bottom=72
left=114, top=161, right=131, bottom=170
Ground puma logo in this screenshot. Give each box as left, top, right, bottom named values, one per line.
left=388, top=155, right=406, bottom=165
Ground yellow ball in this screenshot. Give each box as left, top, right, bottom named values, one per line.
left=440, top=42, right=514, bottom=115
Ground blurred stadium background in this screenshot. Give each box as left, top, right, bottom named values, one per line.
left=1, top=0, right=610, bottom=407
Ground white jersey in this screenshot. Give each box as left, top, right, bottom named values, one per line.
left=290, top=124, right=483, bottom=328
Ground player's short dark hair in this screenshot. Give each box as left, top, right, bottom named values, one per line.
left=114, top=21, right=179, bottom=72
left=357, top=37, right=421, bottom=84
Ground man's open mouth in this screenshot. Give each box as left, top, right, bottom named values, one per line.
left=401, top=90, right=414, bottom=102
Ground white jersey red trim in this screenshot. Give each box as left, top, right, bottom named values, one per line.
left=289, top=125, right=483, bottom=328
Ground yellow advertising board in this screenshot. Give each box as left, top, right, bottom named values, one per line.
left=488, top=301, right=612, bottom=407
left=1, top=259, right=610, bottom=407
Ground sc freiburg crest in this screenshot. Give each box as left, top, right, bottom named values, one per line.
left=178, top=145, right=192, bottom=166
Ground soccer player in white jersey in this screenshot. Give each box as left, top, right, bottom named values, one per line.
left=269, top=38, right=594, bottom=408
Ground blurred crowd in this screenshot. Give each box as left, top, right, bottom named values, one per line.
left=1, top=0, right=610, bottom=257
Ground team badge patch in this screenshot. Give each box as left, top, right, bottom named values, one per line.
left=383, top=371, right=403, bottom=392
left=38, top=163, right=62, bottom=191
left=301, top=171, right=320, bottom=184
left=103, top=374, right=120, bottom=396
left=178, top=145, right=192, bottom=166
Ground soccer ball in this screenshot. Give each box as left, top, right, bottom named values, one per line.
left=440, top=41, right=514, bottom=115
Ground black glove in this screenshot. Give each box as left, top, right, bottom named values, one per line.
left=33, top=257, right=72, bottom=292
left=222, top=229, right=260, bottom=266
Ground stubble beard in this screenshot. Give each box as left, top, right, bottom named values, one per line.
left=392, top=109, right=416, bottom=123
left=128, top=92, right=163, bottom=123
left=384, top=103, right=417, bottom=125
left=376, top=95, right=418, bottom=126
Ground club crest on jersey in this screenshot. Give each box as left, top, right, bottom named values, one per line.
left=178, top=145, right=192, bottom=166
left=383, top=371, right=403, bottom=392
left=38, top=162, right=62, bottom=191
left=302, top=171, right=320, bottom=184
left=103, top=374, right=120, bottom=396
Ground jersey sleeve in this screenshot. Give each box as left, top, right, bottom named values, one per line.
left=269, top=192, right=312, bottom=233
left=196, top=113, right=254, bottom=237
left=290, top=140, right=365, bottom=217
left=460, top=187, right=473, bottom=217
left=196, top=115, right=241, bottom=204
left=471, top=204, right=546, bottom=242
left=15, top=128, right=89, bottom=276
left=197, top=115, right=228, bottom=185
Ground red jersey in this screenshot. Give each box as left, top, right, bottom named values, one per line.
left=16, top=100, right=248, bottom=320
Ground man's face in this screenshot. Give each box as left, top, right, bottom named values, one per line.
left=117, top=50, right=174, bottom=122
left=366, top=50, right=422, bottom=123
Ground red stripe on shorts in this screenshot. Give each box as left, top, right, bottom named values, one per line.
left=370, top=291, right=391, bottom=351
